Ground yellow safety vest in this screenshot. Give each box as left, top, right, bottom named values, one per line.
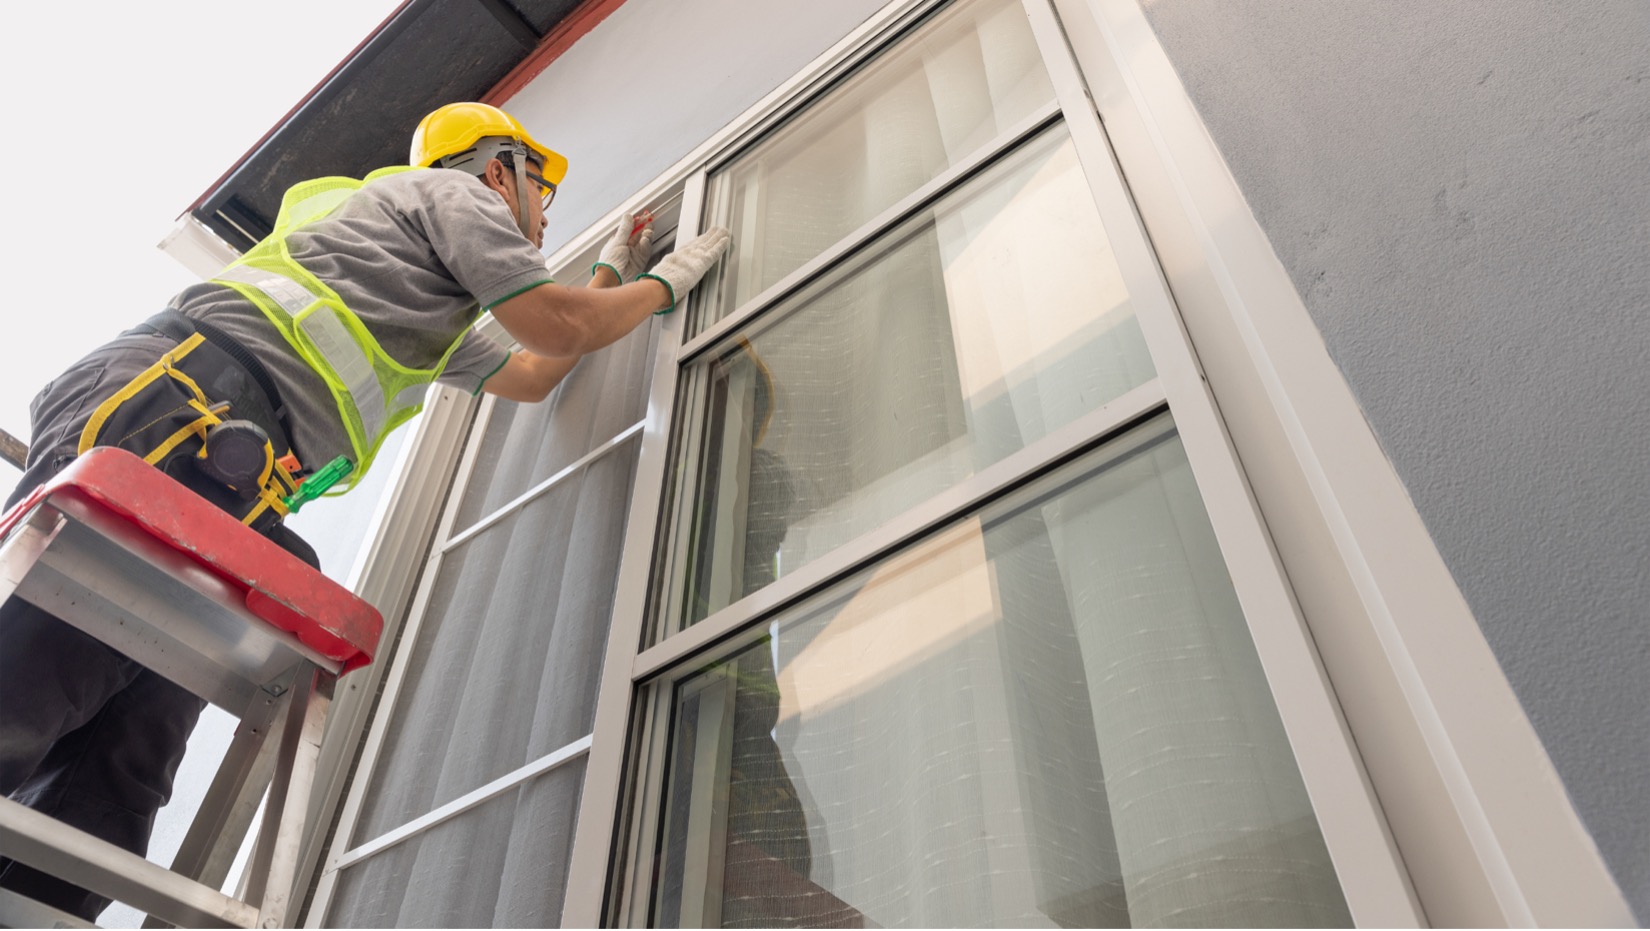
left=212, top=166, right=471, bottom=491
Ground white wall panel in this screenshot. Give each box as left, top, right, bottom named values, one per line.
left=503, top=0, right=894, bottom=259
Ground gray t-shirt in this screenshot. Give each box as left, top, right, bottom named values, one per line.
left=171, top=168, right=550, bottom=469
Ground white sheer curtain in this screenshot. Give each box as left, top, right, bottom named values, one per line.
left=1047, top=434, right=1350, bottom=927
left=659, top=428, right=1352, bottom=927
left=323, top=320, right=657, bottom=927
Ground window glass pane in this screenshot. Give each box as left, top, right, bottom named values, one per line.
left=329, top=761, right=584, bottom=928
left=639, top=419, right=1351, bottom=928
left=661, top=126, right=1155, bottom=634
left=355, top=451, right=635, bottom=841
left=698, top=0, right=1056, bottom=329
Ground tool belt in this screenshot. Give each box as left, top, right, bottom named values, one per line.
left=80, top=310, right=303, bottom=536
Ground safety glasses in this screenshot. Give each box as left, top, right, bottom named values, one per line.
left=523, top=168, right=557, bottom=210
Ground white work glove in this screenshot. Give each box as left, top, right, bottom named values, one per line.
left=592, top=212, right=656, bottom=282
left=640, top=227, right=732, bottom=314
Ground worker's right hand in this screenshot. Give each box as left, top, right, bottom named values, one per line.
left=640, top=227, right=732, bottom=314
left=593, top=212, right=656, bottom=282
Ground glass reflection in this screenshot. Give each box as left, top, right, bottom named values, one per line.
left=647, top=420, right=1352, bottom=928
left=699, top=0, right=1057, bottom=329
left=664, top=127, right=1155, bottom=633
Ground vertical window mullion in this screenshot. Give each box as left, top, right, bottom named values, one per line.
left=561, top=169, right=713, bottom=929
left=617, top=683, right=677, bottom=926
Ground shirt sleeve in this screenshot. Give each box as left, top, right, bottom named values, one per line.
left=436, top=327, right=512, bottom=396
left=406, top=171, right=554, bottom=310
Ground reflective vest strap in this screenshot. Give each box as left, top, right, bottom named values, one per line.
left=216, top=262, right=397, bottom=449
left=216, top=265, right=315, bottom=317
left=209, top=167, right=444, bottom=482
left=393, top=383, right=430, bottom=413
left=297, top=306, right=388, bottom=445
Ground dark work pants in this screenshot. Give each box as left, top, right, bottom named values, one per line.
left=0, top=332, right=313, bottom=920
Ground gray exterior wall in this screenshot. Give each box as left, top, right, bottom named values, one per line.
left=1137, top=0, right=1650, bottom=916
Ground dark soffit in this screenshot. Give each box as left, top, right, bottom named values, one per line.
left=188, top=0, right=584, bottom=252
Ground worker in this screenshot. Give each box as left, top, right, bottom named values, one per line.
left=0, top=101, right=730, bottom=920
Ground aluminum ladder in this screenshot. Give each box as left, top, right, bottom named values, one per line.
left=0, top=447, right=381, bottom=928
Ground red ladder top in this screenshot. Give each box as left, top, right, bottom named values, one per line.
left=0, top=447, right=381, bottom=673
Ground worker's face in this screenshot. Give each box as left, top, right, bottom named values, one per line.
left=511, top=164, right=550, bottom=249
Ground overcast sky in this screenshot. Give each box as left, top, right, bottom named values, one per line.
left=0, top=1, right=406, bottom=490
left=0, top=7, right=419, bottom=923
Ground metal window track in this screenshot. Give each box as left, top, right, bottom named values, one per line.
left=328, top=734, right=593, bottom=873
left=442, top=421, right=644, bottom=553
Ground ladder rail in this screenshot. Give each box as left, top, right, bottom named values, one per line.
left=244, top=667, right=332, bottom=929
left=0, top=797, right=259, bottom=929
left=142, top=672, right=295, bottom=930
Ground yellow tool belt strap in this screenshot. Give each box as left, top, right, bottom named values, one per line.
left=78, top=334, right=297, bottom=526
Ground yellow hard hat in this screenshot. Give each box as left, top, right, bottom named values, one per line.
left=409, top=102, right=568, bottom=186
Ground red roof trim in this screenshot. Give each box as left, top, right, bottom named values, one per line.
left=483, top=0, right=628, bottom=106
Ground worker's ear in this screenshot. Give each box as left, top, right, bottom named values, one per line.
left=480, top=158, right=509, bottom=195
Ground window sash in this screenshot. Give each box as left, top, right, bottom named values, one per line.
left=690, top=0, right=1061, bottom=333
left=638, top=379, right=1168, bottom=680
left=654, top=119, right=1159, bottom=642
left=679, top=101, right=1059, bottom=364
left=633, top=414, right=1355, bottom=928
left=571, top=0, right=1414, bottom=925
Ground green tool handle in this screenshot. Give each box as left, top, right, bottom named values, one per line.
left=283, top=455, right=354, bottom=514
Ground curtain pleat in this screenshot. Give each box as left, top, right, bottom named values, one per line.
left=326, top=321, right=654, bottom=927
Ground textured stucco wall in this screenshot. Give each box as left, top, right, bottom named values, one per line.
left=1137, top=0, right=1650, bottom=915
left=504, top=0, right=892, bottom=259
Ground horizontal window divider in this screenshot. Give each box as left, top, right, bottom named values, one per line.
left=678, top=100, right=1064, bottom=363
left=634, top=377, right=1168, bottom=681
left=442, top=422, right=644, bottom=553
left=328, top=734, right=594, bottom=874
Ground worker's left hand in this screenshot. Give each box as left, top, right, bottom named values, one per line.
left=641, top=226, right=732, bottom=314
left=593, top=212, right=655, bottom=282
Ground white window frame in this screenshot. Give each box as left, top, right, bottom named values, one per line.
left=575, top=0, right=1408, bottom=924
left=285, top=0, right=1633, bottom=925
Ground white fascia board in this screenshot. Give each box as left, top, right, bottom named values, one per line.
left=157, top=216, right=240, bottom=279
left=1047, top=0, right=1632, bottom=925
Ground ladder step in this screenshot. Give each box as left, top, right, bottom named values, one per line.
left=0, top=886, right=98, bottom=928
left=0, top=797, right=258, bottom=929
